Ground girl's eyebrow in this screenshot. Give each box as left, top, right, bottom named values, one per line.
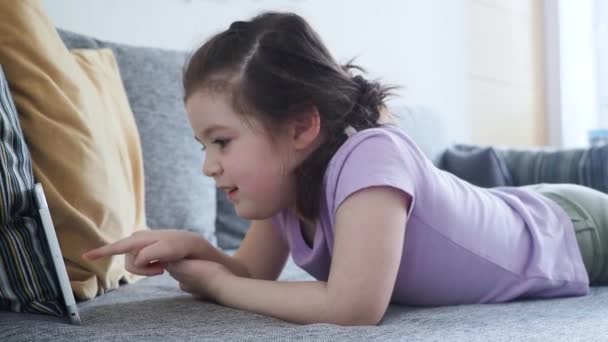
left=200, top=125, right=230, bottom=140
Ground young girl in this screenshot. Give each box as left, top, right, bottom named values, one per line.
left=83, top=12, right=608, bottom=326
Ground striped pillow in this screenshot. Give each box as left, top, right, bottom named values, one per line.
left=0, top=65, right=63, bottom=315
left=498, top=146, right=608, bottom=194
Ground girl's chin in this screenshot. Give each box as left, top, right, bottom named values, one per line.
left=233, top=205, right=256, bottom=220
left=234, top=204, right=282, bottom=221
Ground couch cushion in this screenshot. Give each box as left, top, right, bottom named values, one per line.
left=498, top=146, right=608, bottom=194
left=1, top=262, right=608, bottom=341
left=58, top=29, right=217, bottom=244
left=0, top=0, right=146, bottom=300
left=394, top=105, right=452, bottom=165
left=440, top=144, right=514, bottom=187
left=0, top=65, right=64, bottom=316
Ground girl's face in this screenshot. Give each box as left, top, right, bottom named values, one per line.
left=185, top=90, right=301, bottom=220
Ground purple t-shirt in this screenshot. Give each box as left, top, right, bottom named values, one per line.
left=272, top=125, right=589, bottom=306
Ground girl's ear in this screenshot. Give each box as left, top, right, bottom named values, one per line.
left=290, top=105, right=321, bottom=150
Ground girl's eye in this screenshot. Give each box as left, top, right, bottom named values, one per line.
left=213, top=138, right=231, bottom=149
left=199, top=138, right=231, bottom=152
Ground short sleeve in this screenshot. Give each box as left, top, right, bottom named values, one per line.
left=327, top=129, right=419, bottom=215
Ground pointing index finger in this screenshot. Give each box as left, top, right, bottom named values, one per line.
left=82, top=236, right=154, bottom=260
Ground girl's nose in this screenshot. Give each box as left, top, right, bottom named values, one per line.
left=202, top=156, right=222, bottom=177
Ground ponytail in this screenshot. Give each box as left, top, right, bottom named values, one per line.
left=294, top=63, right=397, bottom=224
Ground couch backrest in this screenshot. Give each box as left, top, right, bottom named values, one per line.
left=392, top=105, right=451, bottom=165
left=59, top=29, right=217, bottom=243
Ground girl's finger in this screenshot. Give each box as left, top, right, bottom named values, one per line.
left=133, top=240, right=174, bottom=267
left=165, top=262, right=187, bottom=281
left=165, top=261, right=182, bottom=273
left=82, top=235, right=156, bottom=260
left=126, top=253, right=167, bottom=276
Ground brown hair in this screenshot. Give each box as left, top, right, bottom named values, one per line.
left=183, top=12, right=397, bottom=223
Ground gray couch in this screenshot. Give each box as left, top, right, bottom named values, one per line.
left=2, top=30, right=608, bottom=342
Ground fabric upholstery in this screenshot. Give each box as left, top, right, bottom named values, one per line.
left=440, top=144, right=514, bottom=187
left=1, top=259, right=608, bottom=341
left=394, top=105, right=452, bottom=165
left=58, top=29, right=217, bottom=244
left=439, top=144, right=608, bottom=194
left=498, top=146, right=608, bottom=194
left=0, top=0, right=146, bottom=300
left=0, top=65, right=63, bottom=316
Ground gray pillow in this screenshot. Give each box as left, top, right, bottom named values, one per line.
left=58, top=29, right=217, bottom=244
left=440, top=144, right=514, bottom=188
left=0, top=65, right=63, bottom=316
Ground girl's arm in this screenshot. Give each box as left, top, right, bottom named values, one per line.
left=209, top=186, right=410, bottom=326
left=231, top=218, right=290, bottom=280
left=184, top=218, right=289, bottom=280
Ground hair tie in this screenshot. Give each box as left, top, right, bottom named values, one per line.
left=352, top=75, right=368, bottom=92
left=344, top=125, right=357, bottom=137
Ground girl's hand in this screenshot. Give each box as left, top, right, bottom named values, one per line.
left=82, top=229, right=211, bottom=276
left=166, top=260, right=234, bottom=301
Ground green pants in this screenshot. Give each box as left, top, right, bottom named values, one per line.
left=524, top=183, right=608, bottom=285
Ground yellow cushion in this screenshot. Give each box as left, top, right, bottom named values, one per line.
left=0, top=0, right=146, bottom=300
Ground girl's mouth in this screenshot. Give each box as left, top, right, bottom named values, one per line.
left=227, top=187, right=238, bottom=200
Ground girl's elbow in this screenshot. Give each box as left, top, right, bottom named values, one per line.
left=326, top=302, right=386, bottom=326
left=329, top=311, right=383, bottom=326
left=342, top=314, right=383, bottom=326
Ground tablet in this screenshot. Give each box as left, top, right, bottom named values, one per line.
left=33, top=183, right=81, bottom=325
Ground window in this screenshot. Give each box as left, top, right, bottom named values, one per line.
left=596, top=0, right=608, bottom=130
left=543, top=0, right=606, bottom=147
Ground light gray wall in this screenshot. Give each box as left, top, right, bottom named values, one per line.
left=43, top=0, right=471, bottom=143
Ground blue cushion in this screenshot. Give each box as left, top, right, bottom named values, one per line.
left=498, top=146, right=608, bottom=194
left=440, top=144, right=513, bottom=188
